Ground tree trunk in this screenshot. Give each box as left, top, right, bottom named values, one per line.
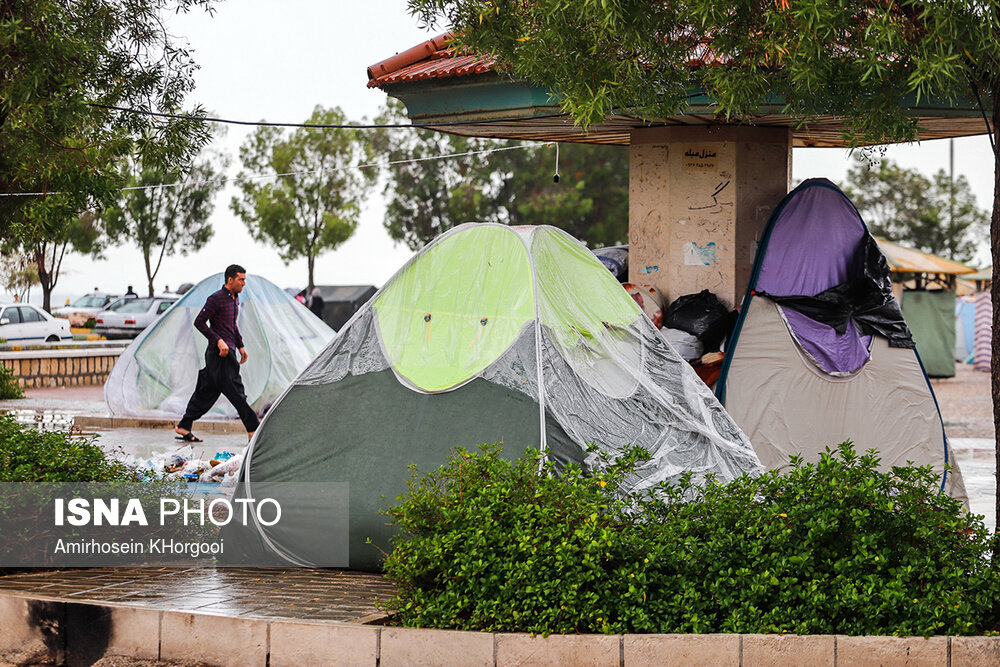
left=41, top=283, right=51, bottom=313
left=307, top=255, right=315, bottom=295
left=33, top=245, right=53, bottom=313
left=992, top=78, right=1000, bottom=539
left=143, top=249, right=154, bottom=297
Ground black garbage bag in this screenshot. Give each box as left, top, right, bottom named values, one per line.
left=701, top=309, right=739, bottom=352
left=756, top=235, right=914, bottom=349
left=664, top=290, right=732, bottom=350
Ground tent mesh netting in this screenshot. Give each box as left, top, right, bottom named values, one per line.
left=105, top=273, right=333, bottom=419
left=277, top=224, right=760, bottom=492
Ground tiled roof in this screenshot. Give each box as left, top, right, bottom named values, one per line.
left=367, top=33, right=496, bottom=88
left=366, top=33, right=721, bottom=89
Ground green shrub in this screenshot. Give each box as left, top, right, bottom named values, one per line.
left=0, top=414, right=137, bottom=482
left=383, top=443, right=1000, bottom=636
left=0, top=365, right=22, bottom=399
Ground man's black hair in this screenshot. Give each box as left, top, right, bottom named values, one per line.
left=225, top=264, right=246, bottom=281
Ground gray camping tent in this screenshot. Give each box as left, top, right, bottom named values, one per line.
left=716, top=180, right=966, bottom=503
left=312, top=284, right=377, bottom=331
left=230, top=224, right=762, bottom=570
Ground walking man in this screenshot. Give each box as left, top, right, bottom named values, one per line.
left=174, top=264, right=260, bottom=442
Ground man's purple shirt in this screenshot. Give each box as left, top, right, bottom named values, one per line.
left=194, top=286, right=244, bottom=352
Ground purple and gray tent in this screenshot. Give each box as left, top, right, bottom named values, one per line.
left=716, top=179, right=966, bottom=501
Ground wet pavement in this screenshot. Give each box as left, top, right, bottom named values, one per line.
left=0, top=385, right=248, bottom=460
left=0, top=387, right=395, bottom=624
left=950, top=438, right=996, bottom=532
left=0, top=567, right=395, bottom=622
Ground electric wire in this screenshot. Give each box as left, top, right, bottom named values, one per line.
left=88, top=102, right=573, bottom=129
left=0, top=142, right=548, bottom=198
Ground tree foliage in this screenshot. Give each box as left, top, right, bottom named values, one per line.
left=104, top=148, right=227, bottom=297
left=844, top=156, right=988, bottom=263
left=29, top=211, right=103, bottom=312
left=231, top=106, right=377, bottom=290
left=0, top=252, right=38, bottom=302
left=408, top=1, right=999, bottom=144
left=375, top=100, right=628, bottom=249
left=0, top=0, right=215, bottom=242
left=2, top=209, right=104, bottom=311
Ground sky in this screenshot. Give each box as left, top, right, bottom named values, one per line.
left=11, top=1, right=998, bottom=305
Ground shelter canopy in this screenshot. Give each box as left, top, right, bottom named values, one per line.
left=874, top=238, right=974, bottom=276
left=367, top=33, right=993, bottom=147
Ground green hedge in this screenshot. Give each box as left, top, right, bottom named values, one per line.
left=0, top=414, right=137, bottom=482
left=383, top=443, right=999, bottom=636
left=0, top=366, right=22, bottom=400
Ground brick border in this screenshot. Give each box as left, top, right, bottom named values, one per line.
left=1, top=353, right=121, bottom=388
left=0, top=592, right=978, bottom=667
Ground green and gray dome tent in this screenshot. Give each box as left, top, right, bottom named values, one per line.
left=233, top=223, right=761, bottom=570
left=105, top=273, right=334, bottom=420
left=715, top=179, right=966, bottom=502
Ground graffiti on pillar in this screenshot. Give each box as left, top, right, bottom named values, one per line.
left=688, top=180, right=732, bottom=213
left=639, top=265, right=659, bottom=275
left=684, top=242, right=717, bottom=266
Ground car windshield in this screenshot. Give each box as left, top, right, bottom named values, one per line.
left=107, top=298, right=131, bottom=311
left=71, top=295, right=106, bottom=308
left=114, top=298, right=153, bottom=314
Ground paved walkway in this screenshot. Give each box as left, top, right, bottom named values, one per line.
left=0, top=386, right=249, bottom=457
left=0, top=567, right=394, bottom=623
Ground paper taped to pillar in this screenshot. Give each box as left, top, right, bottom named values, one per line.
left=716, top=179, right=966, bottom=503
left=232, top=223, right=762, bottom=570
left=105, top=273, right=334, bottom=419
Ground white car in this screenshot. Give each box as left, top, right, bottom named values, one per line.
left=52, top=293, right=121, bottom=317
left=0, top=304, right=72, bottom=343
left=52, top=293, right=122, bottom=327
left=94, top=296, right=177, bottom=339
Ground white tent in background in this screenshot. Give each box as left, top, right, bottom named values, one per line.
left=105, top=273, right=334, bottom=420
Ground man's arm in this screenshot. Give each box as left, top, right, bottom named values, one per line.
left=234, top=302, right=246, bottom=363
left=194, top=294, right=221, bottom=347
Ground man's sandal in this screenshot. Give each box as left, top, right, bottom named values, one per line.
left=175, top=432, right=204, bottom=443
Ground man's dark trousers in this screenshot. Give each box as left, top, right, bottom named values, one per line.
left=178, top=349, right=260, bottom=432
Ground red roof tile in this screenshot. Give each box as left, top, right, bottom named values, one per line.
left=367, top=33, right=497, bottom=88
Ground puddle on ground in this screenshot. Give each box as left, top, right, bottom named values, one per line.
left=950, top=438, right=996, bottom=532
left=2, top=407, right=248, bottom=466
left=2, top=407, right=77, bottom=431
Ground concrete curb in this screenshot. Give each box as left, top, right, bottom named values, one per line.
left=74, top=415, right=245, bottom=433
left=0, top=591, right=990, bottom=667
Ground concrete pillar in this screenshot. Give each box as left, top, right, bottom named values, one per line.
left=628, top=126, right=792, bottom=309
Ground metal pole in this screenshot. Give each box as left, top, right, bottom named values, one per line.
left=950, top=138, right=955, bottom=230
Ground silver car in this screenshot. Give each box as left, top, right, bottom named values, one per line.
left=94, top=296, right=177, bottom=339
left=0, top=304, right=72, bottom=343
